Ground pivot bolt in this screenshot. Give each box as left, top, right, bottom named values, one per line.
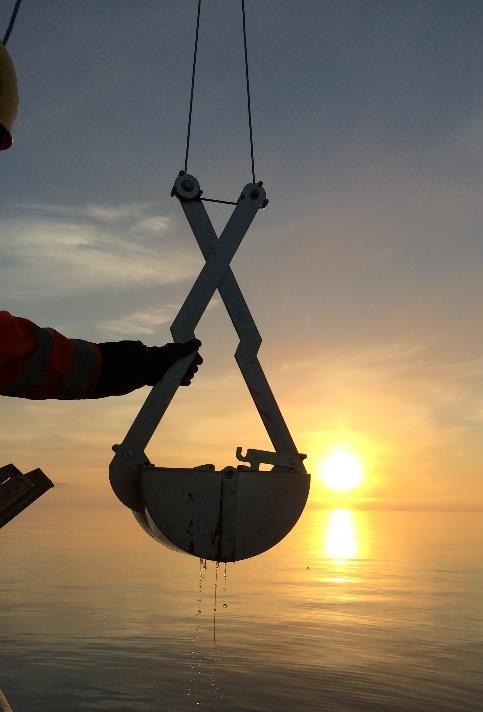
left=250, top=189, right=260, bottom=199
left=182, top=178, right=195, bottom=192
left=123, top=448, right=135, bottom=460
left=257, top=181, right=264, bottom=187
left=179, top=170, right=185, bottom=176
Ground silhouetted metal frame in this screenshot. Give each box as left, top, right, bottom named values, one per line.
left=110, top=174, right=306, bottom=512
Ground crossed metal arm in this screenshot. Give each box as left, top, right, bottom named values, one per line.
left=110, top=173, right=306, bottom=511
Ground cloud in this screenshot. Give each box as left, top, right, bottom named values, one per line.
left=280, top=339, right=430, bottom=382
left=96, top=305, right=177, bottom=337
left=0, top=203, right=199, bottom=299
left=132, top=216, right=170, bottom=235
left=277, top=336, right=483, bottom=446
left=21, top=201, right=154, bottom=223
left=96, top=294, right=222, bottom=338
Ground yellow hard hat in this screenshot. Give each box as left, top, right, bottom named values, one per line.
left=0, top=42, right=19, bottom=150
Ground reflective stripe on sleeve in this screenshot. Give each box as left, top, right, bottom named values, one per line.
left=1, top=325, right=100, bottom=400
left=57, top=339, right=100, bottom=399
left=2, top=325, right=54, bottom=398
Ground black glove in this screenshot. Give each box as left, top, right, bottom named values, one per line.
left=91, top=339, right=202, bottom=398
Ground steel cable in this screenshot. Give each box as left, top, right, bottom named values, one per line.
left=2, top=0, right=24, bottom=45
left=184, top=0, right=202, bottom=174
left=241, top=0, right=255, bottom=183
left=183, top=0, right=256, bottom=183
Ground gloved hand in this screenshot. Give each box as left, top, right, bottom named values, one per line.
left=91, top=339, right=202, bottom=398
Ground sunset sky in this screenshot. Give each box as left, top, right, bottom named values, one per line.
left=1, top=1, right=483, bottom=510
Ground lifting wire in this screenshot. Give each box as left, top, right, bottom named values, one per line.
left=184, top=0, right=201, bottom=175
left=241, top=0, right=256, bottom=184
left=2, top=0, right=24, bottom=46
left=184, top=0, right=256, bottom=195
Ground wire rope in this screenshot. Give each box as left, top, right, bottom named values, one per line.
left=184, top=0, right=202, bottom=174
left=2, top=0, right=24, bottom=45
left=183, top=0, right=257, bottom=183
left=241, top=0, right=255, bottom=183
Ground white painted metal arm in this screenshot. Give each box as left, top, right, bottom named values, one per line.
left=110, top=175, right=266, bottom=508
left=110, top=172, right=306, bottom=511
left=170, top=179, right=266, bottom=342
left=178, top=192, right=305, bottom=470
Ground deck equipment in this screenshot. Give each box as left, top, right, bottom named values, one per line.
left=0, top=464, right=53, bottom=528
left=109, top=1, right=310, bottom=561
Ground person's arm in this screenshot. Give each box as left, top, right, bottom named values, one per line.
left=0, top=311, right=201, bottom=400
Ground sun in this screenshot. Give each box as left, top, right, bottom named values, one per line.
left=319, top=447, right=364, bottom=492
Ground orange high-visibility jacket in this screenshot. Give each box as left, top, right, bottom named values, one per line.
left=0, top=311, right=102, bottom=399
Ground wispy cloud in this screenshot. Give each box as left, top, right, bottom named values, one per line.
left=96, top=305, right=177, bottom=337
left=96, top=294, right=222, bottom=338
left=21, top=201, right=154, bottom=224
left=280, top=339, right=431, bottom=381
left=0, top=203, right=199, bottom=299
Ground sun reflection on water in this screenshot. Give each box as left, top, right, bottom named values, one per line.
left=319, top=508, right=370, bottom=585
left=325, top=509, right=358, bottom=564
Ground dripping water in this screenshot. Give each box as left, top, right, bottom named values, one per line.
left=187, top=558, right=207, bottom=705
left=223, top=562, right=228, bottom=608
left=210, top=562, right=220, bottom=700
left=213, top=561, right=219, bottom=645
left=187, top=559, right=227, bottom=706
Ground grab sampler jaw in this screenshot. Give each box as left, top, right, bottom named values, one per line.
left=131, top=463, right=310, bottom=563
left=109, top=173, right=310, bottom=562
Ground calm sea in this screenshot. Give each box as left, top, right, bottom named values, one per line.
left=1, top=485, right=482, bottom=711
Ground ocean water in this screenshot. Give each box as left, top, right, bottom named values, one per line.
left=1, top=489, right=482, bottom=711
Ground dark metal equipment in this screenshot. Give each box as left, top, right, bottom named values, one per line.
left=0, top=463, right=54, bottom=528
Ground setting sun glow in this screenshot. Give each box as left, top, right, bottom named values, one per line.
left=319, top=448, right=364, bottom=492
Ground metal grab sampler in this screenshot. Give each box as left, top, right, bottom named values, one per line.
left=109, top=173, right=310, bottom=562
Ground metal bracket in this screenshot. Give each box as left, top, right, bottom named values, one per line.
left=0, top=463, right=54, bottom=528
left=236, top=447, right=307, bottom=471
left=110, top=173, right=306, bottom=511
